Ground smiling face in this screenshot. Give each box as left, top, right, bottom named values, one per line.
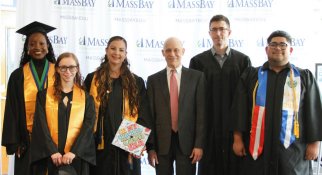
left=266, top=36, right=293, bottom=67
left=209, top=21, right=231, bottom=47
left=27, top=32, right=49, bottom=60
left=56, top=57, right=78, bottom=83
left=162, top=37, right=185, bottom=69
left=106, top=39, right=127, bottom=66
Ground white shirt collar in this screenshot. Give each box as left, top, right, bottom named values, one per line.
left=166, top=64, right=182, bottom=75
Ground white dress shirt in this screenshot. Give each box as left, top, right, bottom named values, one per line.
left=166, top=64, right=182, bottom=95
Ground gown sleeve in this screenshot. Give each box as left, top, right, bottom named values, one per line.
left=193, top=72, right=207, bottom=149
left=146, top=76, right=156, bottom=151
left=135, top=76, right=154, bottom=150
left=230, top=67, right=256, bottom=132
left=30, top=89, right=59, bottom=163
left=302, top=69, right=322, bottom=143
left=2, top=68, right=27, bottom=155
left=69, top=93, right=96, bottom=165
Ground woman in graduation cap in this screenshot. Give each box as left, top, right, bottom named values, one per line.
left=30, top=52, right=96, bottom=175
left=2, top=21, right=57, bottom=175
left=84, top=36, right=153, bottom=175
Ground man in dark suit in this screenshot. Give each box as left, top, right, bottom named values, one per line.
left=147, top=37, right=206, bottom=175
left=189, top=15, right=252, bottom=175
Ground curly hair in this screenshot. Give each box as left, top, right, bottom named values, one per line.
left=95, top=36, right=140, bottom=117
left=53, top=52, right=84, bottom=101
left=19, top=32, right=56, bottom=67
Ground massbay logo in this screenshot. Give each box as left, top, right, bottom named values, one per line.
left=167, top=0, right=215, bottom=8
left=136, top=38, right=185, bottom=55
left=291, top=38, right=305, bottom=47
left=49, top=35, right=68, bottom=45
left=197, top=38, right=213, bottom=48
left=54, top=0, right=96, bottom=6
left=22, top=36, right=26, bottom=42
left=78, top=36, right=109, bottom=52
left=256, top=37, right=266, bottom=47
left=227, top=0, right=273, bottom=8
left=21, top=36, right=67, bottom=49
left=108, top=0, right=155, bottom=8
left=291, top=37, right=307, bottom=54
left=136, top=38, right=165, bottom=48
left=197, top=38, right=244, bottom=48
left=229, top=39, right=244, bottom=47
left=256, top=37, right=306, bottom=47
left=79, top=36, right=109, bottom=46
left=49, top=35, right=68, bottom=49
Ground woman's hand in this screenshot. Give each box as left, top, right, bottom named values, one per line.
left=62, top=152, right=76, bottom=164
left=131, top=146, right=146, bottom=159
left=51, top=153, right=63, bottom=167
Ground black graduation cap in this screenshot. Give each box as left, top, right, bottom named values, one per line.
left=16, top=21, right=56, bottom=36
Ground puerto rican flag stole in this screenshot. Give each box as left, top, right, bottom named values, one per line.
left=249, top=66, right=267, bottom=160
left=249, top=64, right=301, bottom=160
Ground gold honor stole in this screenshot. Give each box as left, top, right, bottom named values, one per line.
left=90, top=73, right=138, bottom=150
left=23, top=62, right=55, bottom=134
left=46, top=85, right=85, bottom=153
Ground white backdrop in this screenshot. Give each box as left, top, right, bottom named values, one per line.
left=15, top=0, right=322, bottom=174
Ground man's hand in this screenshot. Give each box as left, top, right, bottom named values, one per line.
left=148, top=150, right=159, bottom=168
left=15, top=146, right=21, bottom=158
left=51, top=153, right=63, bottom=167
left=62, top=152, right=76, bottom=164
left=305, top=141, right=319, bottom=160
left=233, top=131, right=247, bottom=156
left=190, top=148, right=203, bottom=164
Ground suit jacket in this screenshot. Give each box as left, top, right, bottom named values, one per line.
left=147, top=66, right=206, bottom=156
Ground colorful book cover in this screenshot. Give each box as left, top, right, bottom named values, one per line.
left=112, top=118, right=151, bottom=156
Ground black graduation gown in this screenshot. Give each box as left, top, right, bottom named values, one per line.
left=84, top=72, right=153, bottom=175
left=189, top=48, right=251, bottom=175
left=230, top=62, right=322, bottom=175
left=2, top=58, right=50, bottom=175
left=30, top=89, right=96, bottom=175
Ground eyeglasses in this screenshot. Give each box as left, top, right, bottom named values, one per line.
left=58, top=66, right=78, bottom=72
left=210, top=27, right=229, bottom=33
left=268, top=43, right=288, bottom=50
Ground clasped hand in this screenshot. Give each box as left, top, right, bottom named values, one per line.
left=51, top=152, right=76, bottom=167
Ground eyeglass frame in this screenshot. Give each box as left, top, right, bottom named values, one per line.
left=58, top=66, right=78, bottom=72
left=268, top=42, right=288, bottom=50
left=209, top=27, right=230, bottom=33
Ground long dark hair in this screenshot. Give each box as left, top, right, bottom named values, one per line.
left=95, top=36, right=139, bottom=117
left=19, top=32, right=56, bottom=67
left=53, top=52, right=84, bottom=101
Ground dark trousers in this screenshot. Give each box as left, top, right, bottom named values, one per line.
left=156, top=131, right=196, bottom=175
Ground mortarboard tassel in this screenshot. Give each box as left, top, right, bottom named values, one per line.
left=128, top=154, right=133, bottom=170
left=293, top=118, right=300, bottom=138
left=97, top=116, right=104, bottom=150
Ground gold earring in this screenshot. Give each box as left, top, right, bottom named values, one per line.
left=47, top=50, right=48, bottom=54
left=27, top=51, right=29, bottom=55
